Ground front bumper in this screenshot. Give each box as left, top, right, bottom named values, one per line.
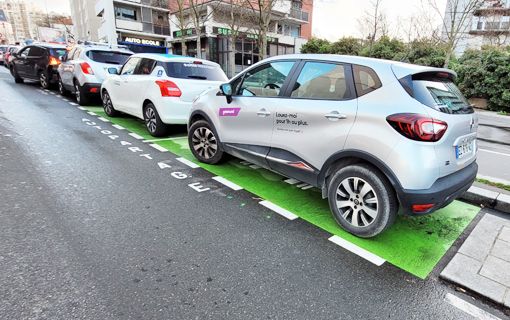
left=398, top=161, right=478, bottom=215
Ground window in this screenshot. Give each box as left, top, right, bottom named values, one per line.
left=291, top=62, right=351, bottom=100
left=115, top=7, right=137, bottom=21
left=161, top=61, right=227, bottom=81
left=120, top=57, right=141, bottom=75
left=29, top=47, right=46, bottom=57
left=135, top=58, right=156, bottom=75
left=19, top=47, right=30, bottom=58
left=237, top=61, right=295, bottom=97
left=86, top=50, right=131, bottom=64
left=353, top=65, right=382, bottom=96
left=50, top=48, right=67, bottom=59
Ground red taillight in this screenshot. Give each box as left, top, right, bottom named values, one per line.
left=80, top=62, right=94, bottom=75
left=412, top=204, right=435, bottom=213
left=89, top=87, right=98, bottom=93
left=386, top=113, right=447, bottom=142
left=49, top=56, right=60, bottom=66
left=155, top=80, right=181, bottom=97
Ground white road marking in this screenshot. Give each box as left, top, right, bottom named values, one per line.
left=297, top=183, right=308, bottom=188
left=301, top=185, right=314, bottom=190
left=259, top=200, right=298, bottom=220
left=77, top=106, right=87, bottom=110
left=240, top=161, right=252, bottom=165
left=445, top=293, right=501, bottom=320
left=479, top=148, right=510, bottom=158
left=87, top=111, right=96, bottom=116
left=249, top=164, right=261, bottom=169
left=143, top=136, right=186, bottom=143
left=98, top=117, right=110, bottom=123
left=176, top=157, right=199, bottom=168
left=284, top=178, right=300, bottom=185
left=328, top=235, right=386, bottom=266
left=112, top=124, right=125, bottom=130
left=69, top=102, right=78, bottom=106
left=212, top=176, right=243, bottom=191
left=128, top=132, right=144, bottom=140
left=149, top=144, right=168, bottom=152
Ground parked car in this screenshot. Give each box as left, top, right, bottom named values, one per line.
left=0, top=45, right=8, bottom=65
left=187, top=54, right=478, bottom=238
left=3, top=45, right=22, bottom=69
left=10, top=43, right=67, bottom=88
left=58, top=42, right=133, bottom=105
left=101, top=53, right=228, bottom=137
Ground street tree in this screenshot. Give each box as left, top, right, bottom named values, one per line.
left=358, top=0, right=389, bottom=53
left=246, top=0, right=280, bottom=59
left=188, top=0, right=220, bottom=58
left=172, top=0, right=190, bottom=56
left=222, top=0, right=253, bottom=77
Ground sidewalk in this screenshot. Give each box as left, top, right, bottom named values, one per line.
left=441, top=212, right=510, bottom=308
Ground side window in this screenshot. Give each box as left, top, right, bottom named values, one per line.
left=291, top=62, right=351, bottom=100
left=19, top=47, right=30, bottom=58
left=29, top=47, right=45, bottom=57
left=353, top=65, right=382, bottom=97
left=120, top=57, right=140, bottom=75
left=134, top=58, right=156, bottom=75
left=237, top=61, right=295, bottom=97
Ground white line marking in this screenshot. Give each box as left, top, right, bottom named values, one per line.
left=77, top=106, right=86, bottom=110
left=328, top=235, right=386, bottom=266
left=259, top=200, right=298, bottom=220
left=249, top=164, right=261, bottom=169
left=445, top=293, right=501, bottom=320
left=301, top=185, right=314, bottom=190
left=112, top=124, right=125, bottom=130
left=240, top=161, right=252, bottom=165
left=297, top=183, right=308, bottom=188
left=143, top=136, right=186, bottom=143
left=149, top=144, right=168, bottom=152
left=479, top=148, right=510, bottom=157
left=176, top=157, right=199, bottom=168
left=284, top=178, right=300, bottom=185
left=49, top=92, right=55, bottom=95
left=98, top=117, right=110, bottom=123
left=212, top=176, right=243, bottom=191
left=69, top=102, right=78, bottom=106
left=87, top=111, right=96, bottom=116
left=128, top=132, right=144, bottom=140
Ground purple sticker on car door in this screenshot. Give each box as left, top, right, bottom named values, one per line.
left=219, top=107, right=241, bottom=117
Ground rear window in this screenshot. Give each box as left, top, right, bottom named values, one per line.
left=407, top=73, right=473, bottom=114
left=353, top=65, right=382, bottom=96
left=86, top=50, right=131, bottom=65
left=161, top=62, right=227, bottom=81
left=50, top=48, right=67, bottom=59
left=0, top=47, right=7, bottom=53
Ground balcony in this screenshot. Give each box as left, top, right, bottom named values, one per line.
left=116, top=19, right=143, bottom=31
left=288, top=9, right=309, bottom=22
left=473, top=0, right=510, bottom=16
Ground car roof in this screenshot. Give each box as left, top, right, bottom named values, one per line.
left=31, top=42, right=67, bottom=49
left=130, top=53, right=221, bottom=66
left=75, top=44, right=132, bottom=53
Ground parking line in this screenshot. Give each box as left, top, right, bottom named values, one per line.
left=328, top=235, right=386, bottom=266
left=143, top=136, right=186, bottom=143
left=112, top=124, right=125, bottom=130
left=87, top=111, right=96, bottom=116
left=149, top=144, right=168, bottom=152
left=176, top=157, right=199, bottom=168
left=128, top=132, right=144, bottom=140
left=445, top=293, right=501, bottom=320
left=69, top=102, right=78, bottom=106
left=479, top=148, right=510, bottom=158
left=77, top=106, right=86, bottom=110
left=249, top=164, right=261, bottom=169
left=284, top=178, right=300, bottom=185
left=301, top=185, right=314, bottom=190
left=98, top=117, right=110, bottom=123
left=259, top=200, right=298, bottom=220
left=212, top=176, right=243, bottom=191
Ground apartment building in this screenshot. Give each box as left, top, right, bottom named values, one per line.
left=95, top=0, right=171, bottom=53
left=70, top=0, right=102, bottom=41
left=0, top=0, right=33, bottom=41
left=169, top=0, right=313, bottom=76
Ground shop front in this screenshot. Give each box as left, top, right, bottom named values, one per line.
left=118, top=34, right=169, bottom=54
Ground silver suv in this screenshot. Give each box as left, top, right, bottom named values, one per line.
left=58, top=42, right=132, bottom=105
left=187, top=54, right=478, bottom=238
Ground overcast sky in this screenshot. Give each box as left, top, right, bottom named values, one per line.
left=26, top=0, right=71, bottom=15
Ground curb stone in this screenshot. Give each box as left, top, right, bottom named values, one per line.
left=460, top=185, right=510, bottom=214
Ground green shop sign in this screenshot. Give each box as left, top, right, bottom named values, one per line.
left=213, top=27, right=277, bottom=43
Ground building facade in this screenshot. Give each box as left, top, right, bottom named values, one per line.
left=169, top=0, right=313, bottom=76
left=0, top=0, right=33, bottom=42
left=70, top=0, right=102, bottom=42
left=95, top=0, right=172, bottom=53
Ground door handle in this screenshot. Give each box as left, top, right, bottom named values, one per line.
left=324, top=112, right=347, bottom=120
left=257, top=109, right=271, bottom=117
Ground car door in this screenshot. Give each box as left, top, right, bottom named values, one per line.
left=268, top=60, right=358, bottom=185
left=112, top=56, right=141, bottom=113
left=26, top=46, right=46, bottom=79
left=13, top=47, right=31, bottom=76
left=218, top=60, right=297, bottom=167
left=60, top=48, right=78, bottom=88
left=123, top=57, right=156, bottom=118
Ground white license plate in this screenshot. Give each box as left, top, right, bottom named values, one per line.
left=455, top=140, right=475, bottom=159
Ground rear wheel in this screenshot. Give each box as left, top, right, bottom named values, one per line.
left=188, top=120, right=225, bottom=164
left=327, top=164, right=398, bottom=238
left=74, top=81, right=89, bottom=106
left=39, top=71, right=50, bottom=89
left=58, top=77, right=69, bottom=96
left=102, top=90, right=118, bottom=117
left=143, top=102, right=168, bottom=137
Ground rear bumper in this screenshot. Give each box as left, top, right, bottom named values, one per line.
left=157, top=98, right=192, bottom=125
left=81, top=83, right=102, bottom=96
left=398, top=161, right=478, bottom=215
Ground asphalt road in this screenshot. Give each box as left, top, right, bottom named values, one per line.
left=0, top=67, right=507, bottom=320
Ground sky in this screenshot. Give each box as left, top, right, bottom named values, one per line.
left=25, top=0, right=71, bottom=15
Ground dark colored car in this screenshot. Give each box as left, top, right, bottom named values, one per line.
left=10, top=43, right=67, bottom=89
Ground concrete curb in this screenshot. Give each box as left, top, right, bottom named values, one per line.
left=460, top=185, right=510, bottom=214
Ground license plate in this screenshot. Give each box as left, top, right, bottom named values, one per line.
left=455, top=140, right=475, bottom=159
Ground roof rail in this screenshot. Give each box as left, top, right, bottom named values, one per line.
left=76, top=40, right=130, bottom=50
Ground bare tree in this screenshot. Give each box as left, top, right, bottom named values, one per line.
left=428, top=0, right=484, bottom=67
left=246, top=0, right=280, bottom=59
left=358, top=0, right=388, bottom=51
left=172, top=0, right=190, bottom=56
left=222, top=0, right=253, bottom=77
left=188, top=0, right=220, bottom=58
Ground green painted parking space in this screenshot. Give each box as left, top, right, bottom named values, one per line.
left=84, top=106, right=480, bottom=279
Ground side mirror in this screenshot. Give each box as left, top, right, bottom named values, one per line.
left=220, top=83, right=233, bottom=104
left=107, top=67, right=119, bottom=75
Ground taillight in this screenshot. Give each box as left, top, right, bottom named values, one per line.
left=155, top=80, right=181, bottom=97
left=80, top=62, right=94, bottom=75
left=412, top=203, right=435, bottom=213
left=386, top=113, right=447, bottom=142
left=49, top=56, right=60, bottom=66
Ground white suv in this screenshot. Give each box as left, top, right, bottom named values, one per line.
left=58, top=42, right=133, bottom=105
left=101, top=53, right=228, bottom=137
left=187, top=54, right=478, bottom=237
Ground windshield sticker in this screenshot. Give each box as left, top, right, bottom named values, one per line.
left=219, top=107, right=241, bottom=117
left=183, top=63, right=215, bottom=69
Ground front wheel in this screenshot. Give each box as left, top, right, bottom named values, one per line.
left=143, top=102, right=168, bottom=137
left=58, top=77, right=69, bottom=96
left=75, top=82, right=89, bottom=106
left=327, top=164, right=398, bottom=238
left=188, top=120, right=225, bottom=164
left=102, top=90, right=118, bottom=117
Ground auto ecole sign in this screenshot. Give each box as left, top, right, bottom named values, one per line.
left=123, top=36, right=162, bottom=47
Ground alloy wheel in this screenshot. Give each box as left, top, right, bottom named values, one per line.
left=40, top=73, right=47, bottom=88
left=59, top=80, right=65, bottom=95
left=191, top=127, right=218, bottom=160
left=75, top=84, right=81, bottom=103
left=145, top=107, right=157, bottom=134
left=335, top=177, right=379, bottom=227
left=103, top=93, right=112, bottom=114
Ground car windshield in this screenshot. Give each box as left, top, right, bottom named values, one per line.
left=86, top=50, right=132, bottom=65
left=50, top=48, right=67, bottom=59
left=161, top=62, right=227, bottom=81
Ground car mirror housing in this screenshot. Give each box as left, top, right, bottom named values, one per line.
left=107, top=67, right=119, bottom=75
left=220, top=83, right=233, bottom=104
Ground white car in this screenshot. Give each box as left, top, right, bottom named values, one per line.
left=101, top=53, right=228, bottom=136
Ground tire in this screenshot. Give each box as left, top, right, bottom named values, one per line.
left=188, top=120, right=225, bottom=164
left=74, top=81, right=89, bottom=106
left=327, top=163, right=398, bottom=238
left=58, top=77, right=69, bottom=96
left=102, top=90, right=118, bottom=117
left=39, top=71, right=50, bottom=89
left=12, top=67, right=23, bottom=83
left=143, top=102, right=168, bottom=137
